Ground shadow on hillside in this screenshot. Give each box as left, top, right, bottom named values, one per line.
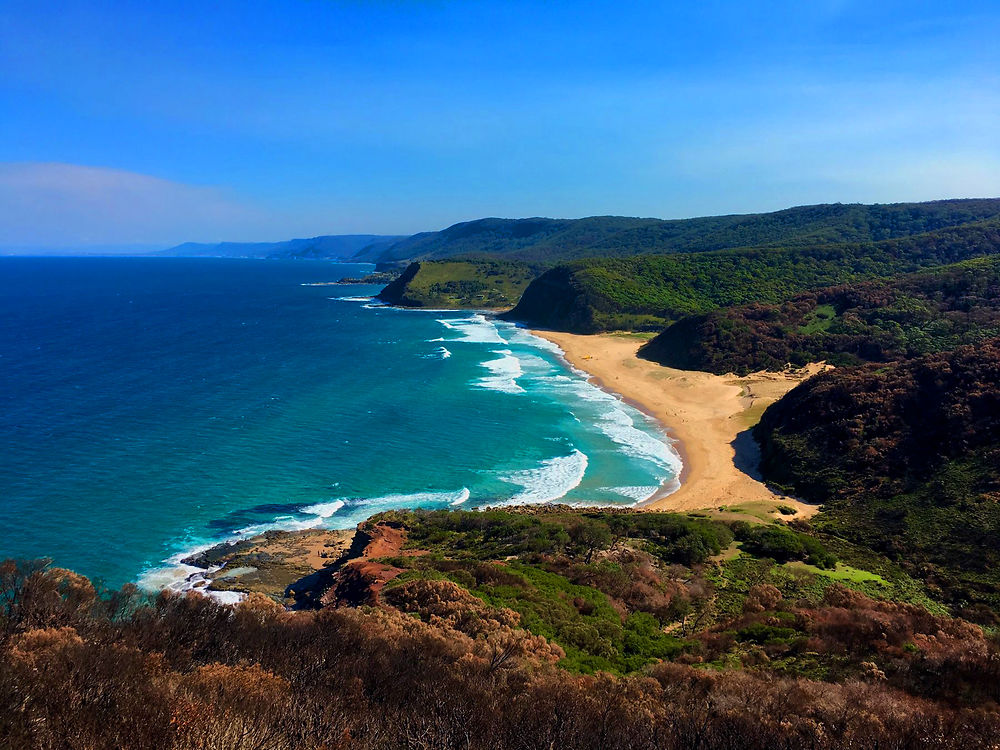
left=286, top=528, right=371, bottom=610
left=732, top=429, right=764, bottom=482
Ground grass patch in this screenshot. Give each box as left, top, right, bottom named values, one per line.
left=609, top=331, right=658, bottom=340
left=738, top=401, right=770, bottom=428
left=465, top=562, right=686, bottom=674
left=784, top=561, right=886, bottom=584
left=797, top=303, right=837, bottom=334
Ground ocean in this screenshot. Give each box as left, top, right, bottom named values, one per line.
left=0, top=257, right=680, bottom=590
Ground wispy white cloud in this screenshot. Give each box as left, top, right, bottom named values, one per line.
left=0, top=162, right=277, bottom=248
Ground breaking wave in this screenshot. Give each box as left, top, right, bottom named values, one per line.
left=498, top=449, right=588, bottom=505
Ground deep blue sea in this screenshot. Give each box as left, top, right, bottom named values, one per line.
left=0, top=258, right=679, bottom=590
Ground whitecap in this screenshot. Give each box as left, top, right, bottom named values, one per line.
left=232, top=514, right=326, bottom=538
left=476, top=349, right=525, bottom=393
left=138, top=504, right=338, bottom=601
left=594, top=407, right=682, bottom=473
left=300, top=499, right=347, bottom=518
left=333, top=296, right=374, bottom=302
left=542, top=373, right=683, bottom=473
left=435, top=314, right=505, bottom=344
left=421, top=345, right=452, bottom=360
left=497, top=449, right=588, bottom=505
left=602, top=485, right=661, bottom=503
left=352, top=487, right=472, bottom=509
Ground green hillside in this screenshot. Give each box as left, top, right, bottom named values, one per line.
left=754, top=342, right=1000, bottom=621
left=640, top=255, right=1000, bottom=374
left=505, top=218, right=1000, bottom=332
left=376, top=258, right=536, bottom=309
left=366, top=199, right=1000, bottom=264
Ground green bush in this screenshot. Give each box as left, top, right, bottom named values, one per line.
left=742, top=526, right=837, bottom=569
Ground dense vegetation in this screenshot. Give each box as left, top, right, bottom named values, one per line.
left=377, top=259, right=536, bottom=309
left=755, top=342, right=1000, bottom=620
left=366, top=199, right=1000, bottom=264
left=356, top=509, right=953, bottom=676
left=641, top=255, right=1000, bottom=374
left=6, top=501, right=1000, bottom=749
left=506, top=218, right=1000, bottom=331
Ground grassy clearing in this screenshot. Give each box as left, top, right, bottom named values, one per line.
left=609, top=331, right=658, bottom=341
left=797, top=303, right=837, bottom=334
left=713, top=502, right=786, bottom=523
left=738, top=401, right=770, bottom=428
left=785, top=561, right=887, bottom=584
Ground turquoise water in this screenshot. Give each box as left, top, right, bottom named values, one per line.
left=0, top=257, right=679, bottom=590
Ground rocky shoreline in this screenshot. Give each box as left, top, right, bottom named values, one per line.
left=181, top=528, right=358, bottom=605
left=175, top=505, right=651, bottom=607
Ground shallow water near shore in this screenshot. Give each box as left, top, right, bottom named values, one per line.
left=0, top=257, right=679, bottom=590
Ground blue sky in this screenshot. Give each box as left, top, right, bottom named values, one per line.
left=2, top=0, right=998, bottom=248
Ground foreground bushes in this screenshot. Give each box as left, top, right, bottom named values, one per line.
left=3, top=560, right=1000, bottom=749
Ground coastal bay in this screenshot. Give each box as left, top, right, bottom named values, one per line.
left=531, top=330, right=825, bottom=518
left=0, top=258, right=681, bottom=588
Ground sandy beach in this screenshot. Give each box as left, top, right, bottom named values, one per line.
left=532, top=330, right=827, bottom=518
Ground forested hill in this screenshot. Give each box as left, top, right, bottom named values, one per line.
left=754, top=342, right=1000, bottom=619
left=504, top=217, right=1000, bottom=332
left=376, top=258, right=537, bottom=309
left=640, top=255, right=1000, bottom=375
left=365, top=199, right=1000, bottom=264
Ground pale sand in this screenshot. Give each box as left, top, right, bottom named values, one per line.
left=531, top=331, right=829, bottom=519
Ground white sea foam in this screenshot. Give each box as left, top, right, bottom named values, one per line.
left=476, top=349, right=525, bottom=393
left=232, top=514, right=326, bottom=538
left=595, top=406, right=682, bottom=472
left=543, top=373, right=682, bottom=474
left=300, top=489, right=476, bottom=523
left=138, top=507, right=333, bottom=602
left=162, top=570, right=247, bottom=605
left=503, top=324, right=565, bottom=355
left=498, top=449, right=588, bottom=505
left=142, top=482, right=473, bottom=600
left=334, top=296, right=374, bottom=302
left=353, top=487, right=472, bottom=509
left=138, top=543, right=248, bottom=605
left=300, top=499, right=347, bottom=518
left=603, top=485, right=661, bottom=503
left=419, top=345, right=452, bottom=360
left=435, top=314, right=505, bottom=344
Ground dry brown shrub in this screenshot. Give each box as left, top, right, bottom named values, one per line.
left=744, top=583, right=783, bottom=614
left=8, top=625, right=85, bottom=665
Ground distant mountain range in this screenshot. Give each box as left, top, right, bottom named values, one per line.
left=157, top=234, right=406, bottom=260
left=161, top=199, right=1000, bottom=267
